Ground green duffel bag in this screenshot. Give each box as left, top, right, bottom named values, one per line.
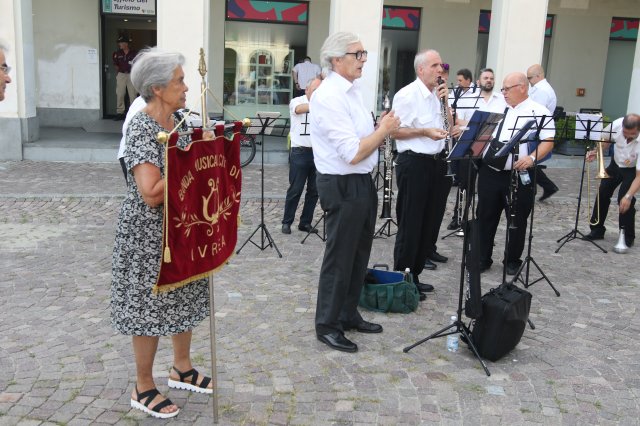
left=358, top=265, right=419, bottom=314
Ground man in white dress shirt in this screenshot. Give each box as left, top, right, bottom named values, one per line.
left=476, top=72, right=555, bottom=275
left=310, top=32, right=400, bottom=353
left=586, top=114, right=640, bottom=247
left=281, top=77, right=322, bottom=234
left=293, top=56, right=321, bottom=96
left=391, top=49, right=452, bottom=295
left=527, top=64, right=559, bottom=201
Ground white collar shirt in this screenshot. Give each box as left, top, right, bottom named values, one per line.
left=289, top=95, right=312, bottom=148
left=490, top=97, right=554, bottom=170
left=529, top=78, right=557, bottom=113
left=117, top=96, right=147, bottom=159
left=294, top=61, right=321, bottom=89
left=393, top=78, right=445, bottom=154
left=606, top=118, right=640, bottom=168
left=309, top=71, right=376, bottom=174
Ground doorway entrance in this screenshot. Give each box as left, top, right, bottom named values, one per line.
left=101, top=14, right=156, bottom=118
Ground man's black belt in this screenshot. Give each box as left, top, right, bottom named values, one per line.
left=291, top=146, right=312, bottom=150
left=400, top=150, right=447, bottom=160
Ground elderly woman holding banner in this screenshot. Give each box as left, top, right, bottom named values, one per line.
left=111, top=48, right=212, bottom=419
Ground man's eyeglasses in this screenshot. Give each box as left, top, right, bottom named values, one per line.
left=0, top=65, right=11, bottom=74
left=501, top=83, right=522, bottom=93
left=344, top=50, right=368, bottom=61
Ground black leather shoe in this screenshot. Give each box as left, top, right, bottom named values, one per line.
left=298, top=224, right=318, bottom=233
left=539, top=186, right=558, bottom=201
left=418, top=292, right=427, bottom=301
left=282, top=224, right=291, bottom=234
left=626, top=238, right=634, bottom=248
left=416, top=282, right=434, bottom=293
left=423, top=259, right=437, bottom=271
left=349, top=320, right=383, bottom=334
left=506, top=261, right=521, bottom=276
left=429, top=252, right=448, bottom=263
left=585, top=229, right=605, bottom=240
left=317, top=332, right=357, bottom=353
left=446, top=218, right=459, bottom=230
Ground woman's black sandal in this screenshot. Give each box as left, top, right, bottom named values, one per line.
left=168, top=366, right=213, bottom=394
left=130, top=386, right=180, bottom=419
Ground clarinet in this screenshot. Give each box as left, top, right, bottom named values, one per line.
left=436, top=77, right=455, bottom=176
left=380, top=93, right=393, bottom=219
left=508, top=153, right=519, bottom=230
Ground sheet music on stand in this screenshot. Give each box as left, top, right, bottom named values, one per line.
left=447, top=110, right=504, bottom=160
left=246, top=111, right=281, bottom=135
left=575, top=113, right=604, bottom=141
left=495, top=119, right=537, bottom=157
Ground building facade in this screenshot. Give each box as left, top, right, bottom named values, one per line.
left=0, top=0, right=638, bottom=160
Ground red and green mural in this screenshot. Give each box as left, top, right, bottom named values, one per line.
left=479, top=11, right=554, bottom=37
left=610, top=18, right=638, bottom=40
left=226, top=0, right=308, bottom=24
left=382, top=7, right=421, bottom=30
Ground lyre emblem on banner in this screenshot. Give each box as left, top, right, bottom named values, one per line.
left=174, top=178, right=241, bottom=237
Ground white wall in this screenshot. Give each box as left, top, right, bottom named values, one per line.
left=307, top=0, right=331, bottom=64
left=33, top=0, right=100, bottom=109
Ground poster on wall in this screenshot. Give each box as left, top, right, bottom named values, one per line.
left=102, top=0, right=156, bottom=15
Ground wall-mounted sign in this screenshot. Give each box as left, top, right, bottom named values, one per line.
left=226, top=0, right=308, bottom=24
left=102, top=0, right=156, bottom=15
left=382, top=7, right=421, bottom=31
left=610, top=17, right=638, bottom=41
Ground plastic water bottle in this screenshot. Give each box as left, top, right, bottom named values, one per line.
left=403, top=267, right=412, bottom=283
left=447, top=315, right=459, bottom=352
left=519, top=170, right=531, bottom=185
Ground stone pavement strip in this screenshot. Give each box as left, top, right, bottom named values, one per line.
left=0, top=160, right=639, bottom=425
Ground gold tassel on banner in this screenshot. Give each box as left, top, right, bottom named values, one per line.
left=164, top=246, right=172, bottom=263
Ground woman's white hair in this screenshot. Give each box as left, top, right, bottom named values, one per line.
left=320, top=32, right=360, bottom=72
left=131, top=47, right=185, bottom=101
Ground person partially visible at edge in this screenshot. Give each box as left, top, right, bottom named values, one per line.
left=117, top=96, right=147, bottom=183
left=587, top=113, right=640, bottom=248
left=310, top=32, right=400, bottom=353
left=281, top=76, right=323, bottom=235
left=0, top=42, right=12, bottom=102
left=527, top=63, right=560, bottom=201
left=111, top=47, right=213, bottom=419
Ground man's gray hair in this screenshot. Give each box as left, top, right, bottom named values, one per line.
left=320, top=32, right=360, bottom=71
left=0, top=40, right=9, bottom=54
left=414, top=49, right=438, bottom=73
left=131, top=47, right=185, bottom=102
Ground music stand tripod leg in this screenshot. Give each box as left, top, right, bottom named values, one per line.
left=301, top=211, right=327, bottom=244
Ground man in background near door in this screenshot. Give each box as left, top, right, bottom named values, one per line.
left=282, top=77, right=322, bottom=235
left=527, top=64, right=559, bottom=201
left=0, top=42, right=12, bottom=102
left=112, top=35, right=138, bottom=120
left=293, top=56, right=321, bottom=97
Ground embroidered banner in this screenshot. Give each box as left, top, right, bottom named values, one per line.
left=155, top=123, right=243, bottom=292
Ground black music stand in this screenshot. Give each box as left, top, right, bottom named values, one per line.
left=404, top=113, right=498, bottom=376
left=555, top=113, right=608, bottom=254
left=236, top=112, right=283, bottom=257
left=301, top=211, right=327, bottom=243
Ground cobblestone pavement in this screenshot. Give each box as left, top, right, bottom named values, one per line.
left=1, top=160, right=639, bottom=425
